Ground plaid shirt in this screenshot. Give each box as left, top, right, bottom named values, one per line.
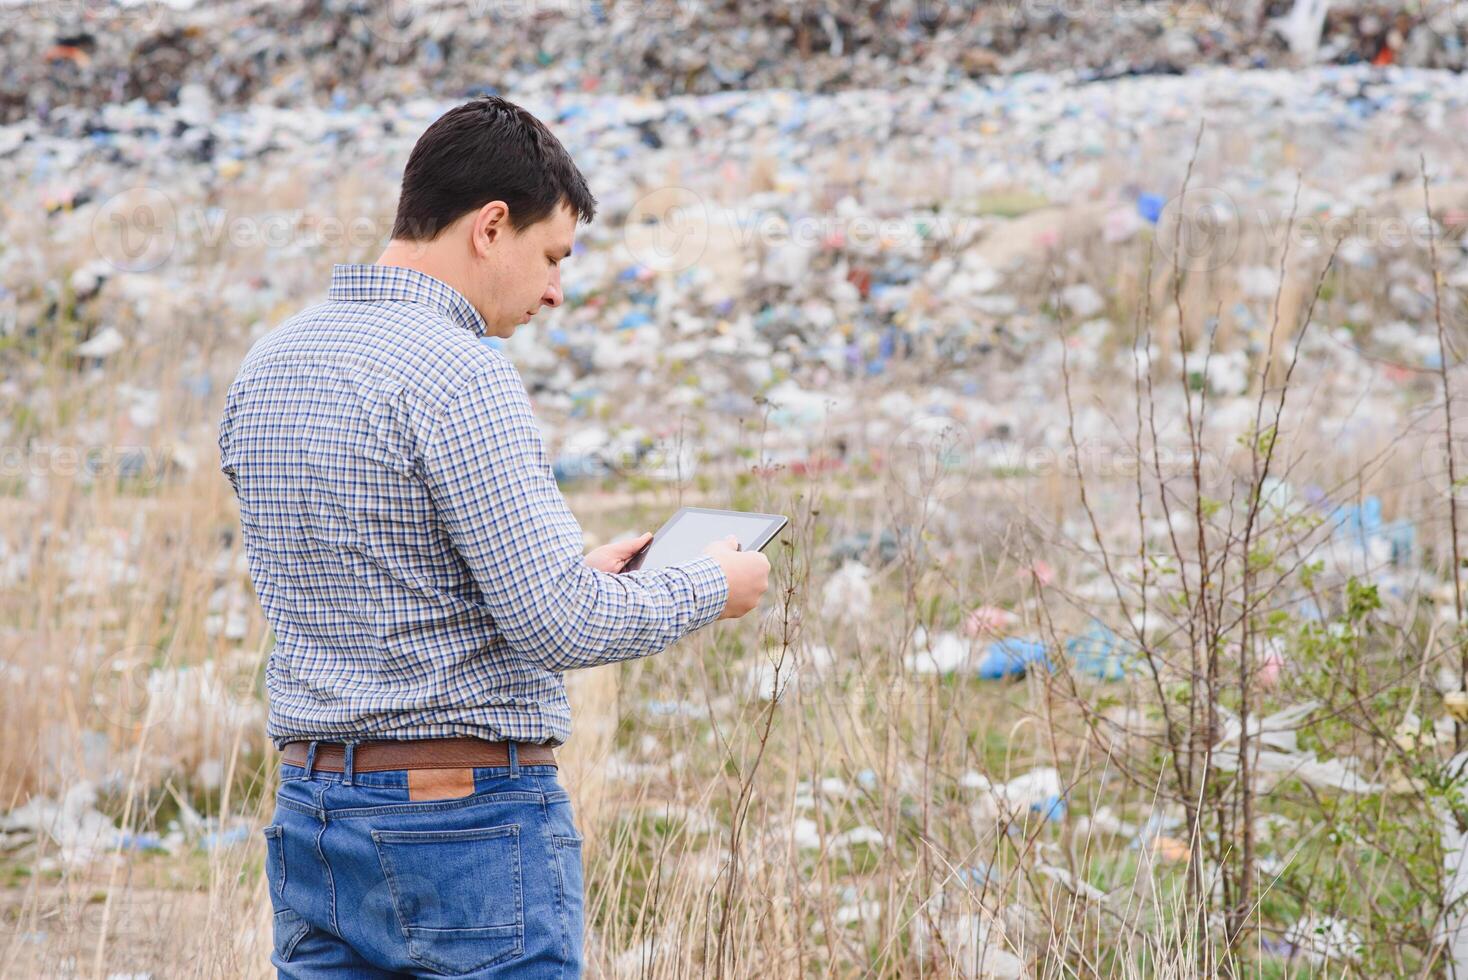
left=218, top=263, right=729, bottom=748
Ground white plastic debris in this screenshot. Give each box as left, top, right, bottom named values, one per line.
left=791, top=818, right=821, bottom=850
left=822, top=561, right=873, bottom=623
left=1284, top=914, right=1362, bottom=965
left=145, top=660, right=265, bottom=763
left=1440, top=752, right=1468, bottom=975
left=968, top=767, right=1064, bottom=827
left=1276, top=0, right=1333, bottom=61
left=830, top=826, right=885, bottom=853
left=75, top=326, right=127, bottom=359
left=834, top=901, right=882, bottom=927
left=905, top=630, right=973, bottom=675
left=1, top=781, right=121, bottom=866
left=1073, top=806, right=1139, bottom=842
left=1058, top=284, right=1104, bottom=319
left=1215, top=700, right=1320, bottom=754
left=1035, top=863, right=1108, bottom=903
left=912, top=894, right=1027, bottom=979
left=1213, top=700, right=1383, bottom=793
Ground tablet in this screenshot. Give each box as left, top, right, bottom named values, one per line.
left=620, top=506, right=788, bottom=573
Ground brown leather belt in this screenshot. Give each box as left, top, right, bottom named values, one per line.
left=280, top=737, right=556, bottom=772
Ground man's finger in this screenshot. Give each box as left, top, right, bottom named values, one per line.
left=614, top=533, right=652, bottom=555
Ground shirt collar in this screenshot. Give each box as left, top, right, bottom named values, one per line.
left=327, top=263, right=489, bottom=339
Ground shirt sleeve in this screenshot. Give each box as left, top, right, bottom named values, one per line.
left=418, top=353, right=729, bottom=672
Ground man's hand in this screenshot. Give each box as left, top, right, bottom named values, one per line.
left=702, top=535, right=770, bottom=619
left=584, top=531, right=653, bottom=573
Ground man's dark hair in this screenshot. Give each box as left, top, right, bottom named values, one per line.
left=391, top=97, right=597, bottom=241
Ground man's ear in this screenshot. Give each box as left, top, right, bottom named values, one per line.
left=471, top=200, right=511, bottom=258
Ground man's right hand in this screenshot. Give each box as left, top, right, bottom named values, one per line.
left=702, top=535, right=771, bottom=620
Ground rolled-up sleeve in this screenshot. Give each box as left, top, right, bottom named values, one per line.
left=418, top=353, right=728, bottom=672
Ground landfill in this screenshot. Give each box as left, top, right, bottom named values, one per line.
left=9, top=0, right=1468, bottom=125
left=5, top=65, right=1468, bottom=521
left=7, top=2, right=1468, bottom=971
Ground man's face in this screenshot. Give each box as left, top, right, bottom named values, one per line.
left=471, top=201, right=577, bottom=338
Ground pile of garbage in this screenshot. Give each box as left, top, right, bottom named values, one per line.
left=5, top=66, right=1467, bottom=516
left=7, top=0, right=1468, bottom=123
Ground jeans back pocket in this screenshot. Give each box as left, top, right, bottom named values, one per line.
left=371, top=824, right=525, bottom=975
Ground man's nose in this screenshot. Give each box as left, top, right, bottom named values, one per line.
left=541, top=268, right=563, bottom=308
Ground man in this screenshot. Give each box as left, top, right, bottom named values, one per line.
left=218, top=97, right=770, bottom=978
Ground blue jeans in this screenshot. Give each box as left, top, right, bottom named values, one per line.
left=262, top=748, right=584, bottom=978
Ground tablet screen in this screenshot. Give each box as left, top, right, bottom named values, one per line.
left=624, top=508, right=786, bottom=571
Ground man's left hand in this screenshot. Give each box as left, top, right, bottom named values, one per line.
left=585, top=531, right=653, bottom=573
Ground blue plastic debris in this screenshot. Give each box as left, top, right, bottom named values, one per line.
left=977, top=637, right=1050, bottom=679
left=181, top=373, right=213, bottom=399
left=956, top=863, right=993, bottom=887
left=1065, top=622, right=1132, bottom=680
left=1032, top=795, right=1067, bottom=822
left=116, top=832, right=166, bottom=852
left=1327, top=495, right=1381, bottom=548
left=1137, top=192, right=1166, bottom=224
left=200, top=825, right=250, bottom=850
